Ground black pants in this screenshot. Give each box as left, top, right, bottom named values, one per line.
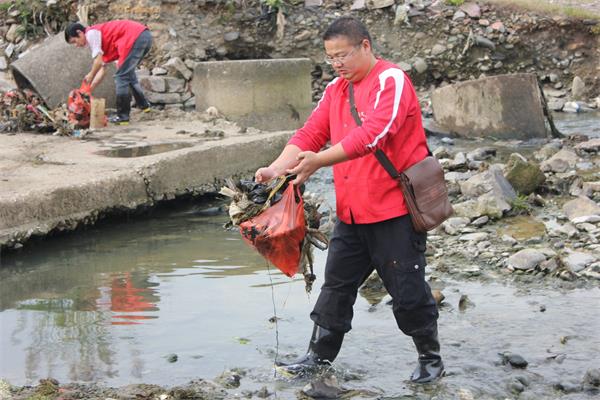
left=310, top=215, right=439, bottom=337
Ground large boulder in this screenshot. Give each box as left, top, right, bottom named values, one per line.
left=505, top=153, right=546, bottom=194
left=431, top=74, right=549, bottom=139
left=540, top=149, right=578, bottom=173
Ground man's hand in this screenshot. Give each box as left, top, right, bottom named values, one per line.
left=84, top=72, right=94, bottom=85
left=287, top=151, right=322, bottom=185
left=255, top=167, right=279, bottom=183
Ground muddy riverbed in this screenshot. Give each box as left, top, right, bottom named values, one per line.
left=1, top=113, right=599, bottom=399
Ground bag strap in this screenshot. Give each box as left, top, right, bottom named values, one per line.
left=348, top=82, right=432, bottom=180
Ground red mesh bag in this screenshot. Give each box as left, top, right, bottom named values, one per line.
left=67, top=81, right=92, bottom=128
left=240, top=184, right=306, bottom=277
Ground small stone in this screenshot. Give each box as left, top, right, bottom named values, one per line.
left=166, top=353, right=178, bottom=363
left=224, top=31, right=240, bottom=42
left=554, top=381, right=582, bottom=393
left=152, top=67, right=168, bottom=75
left=503, top=353, right=528, bottom=368
left=459, top=294, right=474, bottom=311
left=471, top=216, right=489, bottom=226
left=413, top=57, right=428, bottom=74
left=571, top=76, right=585, bottom=100
left=431, top=44, right=446, bottom=56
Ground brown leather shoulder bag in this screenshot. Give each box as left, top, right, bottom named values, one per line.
left=349, top=83, right=453, bottom=232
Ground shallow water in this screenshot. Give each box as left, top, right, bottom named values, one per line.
left=1, top=203, right=599, bottom=399
left=1, top=112, right=600, bottom=398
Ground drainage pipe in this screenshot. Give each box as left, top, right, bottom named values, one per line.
left=10, top=33, right=116, bottom=109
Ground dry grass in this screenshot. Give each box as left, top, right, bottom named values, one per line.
left=481, top=0, right=600, bottom=20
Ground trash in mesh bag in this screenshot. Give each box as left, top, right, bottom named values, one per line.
left=67, top=81, right=92, bottom=128
left=240, top=183, right=306, bottom=277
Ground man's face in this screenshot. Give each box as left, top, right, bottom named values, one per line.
left=324, top=36, right=371, bottom=82
left=68, top=31, right=87, bottom=47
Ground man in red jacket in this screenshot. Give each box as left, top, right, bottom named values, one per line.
left=255, top=17, right=443, bottom=383
left=65, top=20, right=152, bottom=125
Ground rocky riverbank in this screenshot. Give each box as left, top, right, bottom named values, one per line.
left=1, top=1, right=599, bottom=111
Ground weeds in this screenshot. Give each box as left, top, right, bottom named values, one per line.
left=446, top=0, right=465, bottom=6
left=0, top=0, right=74, bottom=42
left=510, top=195, right=533, bottom=216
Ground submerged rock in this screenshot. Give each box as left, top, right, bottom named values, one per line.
left=500, top=352, right=528, bottom=368
left=302, top=375, right=343, bottom=399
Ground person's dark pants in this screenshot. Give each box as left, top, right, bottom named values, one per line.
left=310, top=215, right=439, bottom=337
left=114, top=29, right=152, bottom=120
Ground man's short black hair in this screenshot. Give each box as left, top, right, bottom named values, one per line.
left=65, top=22, right=85, bottom=42
left=323, top=17, right=372, bottom=47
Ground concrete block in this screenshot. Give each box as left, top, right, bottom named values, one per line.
left=192, top=58, right=312, bottom=131
left=164, top=77, right=186, bottom=93
left=164, top=57, right=192, bottom=80
left=146, top=91, right=181, bottom=104
left=140, top=76, right=167, bottom=93
left=431, top=73, right=549, bottom=140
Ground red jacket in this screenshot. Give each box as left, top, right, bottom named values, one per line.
left=86, top=20, right=147, bottom=68
left=289, top=60, right=428, bottom=224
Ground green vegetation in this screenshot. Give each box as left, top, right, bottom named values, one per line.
left=446, top=0, right=465, bottom=5
left=509, top=195, right=533, bottom=216
left=1, top=0, right=74, bottom=42
left=263, top=0, right=285, bottom=8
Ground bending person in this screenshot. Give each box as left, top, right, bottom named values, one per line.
left=65, top=19, right=152, bottom=125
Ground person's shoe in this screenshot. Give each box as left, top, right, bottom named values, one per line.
left=410, top=331, right=445, bottom=384
left=108, top=115, right=129, bottom=126
left=142, top=107, right=151, bottom=113
left=275, top=324, right=344, bottom=378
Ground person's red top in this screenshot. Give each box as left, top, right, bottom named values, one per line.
left=86, top=20, right=147, bottom=68
left=289, top=59, right=428, bottom=224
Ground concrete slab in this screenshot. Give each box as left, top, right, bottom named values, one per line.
left=431, top=73, right=549, bottom=140
left=0, top=119, right=292, bottom=250
left=192, top=59, right=312, bottom=131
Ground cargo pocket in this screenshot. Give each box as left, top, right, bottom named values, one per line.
left=386, top=255, right=427, bottom=309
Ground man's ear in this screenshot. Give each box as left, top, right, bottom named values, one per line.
left=362, top=38, right=371, bottom=52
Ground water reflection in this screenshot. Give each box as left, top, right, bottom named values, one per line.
left=97, top=272, right=160, bottom=325
left=0, top=207, right=274, bottom=385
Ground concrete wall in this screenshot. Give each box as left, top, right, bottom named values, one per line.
left=11, top=34, right=116, bottom=109
left=192, top=58, right=312, bottom=131
left=431, top=73, right=549, bottom=139
left=0, top=130, right=292, bottom=250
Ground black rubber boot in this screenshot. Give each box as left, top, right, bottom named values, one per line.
left=410, top=331, right=444, bottom=384
left=111, top=94, right=131, bottom=124
left=275, top=324, right=344, bottom=377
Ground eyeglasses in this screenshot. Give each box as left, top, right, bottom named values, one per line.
left=324, top=46, right=360, bottom=65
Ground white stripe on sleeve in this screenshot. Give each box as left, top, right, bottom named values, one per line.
left=313, top=77, right=339, bottom=112
left=85, top=29, right=103, bottom=58
left=366, top=68, right=405, bottom=149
